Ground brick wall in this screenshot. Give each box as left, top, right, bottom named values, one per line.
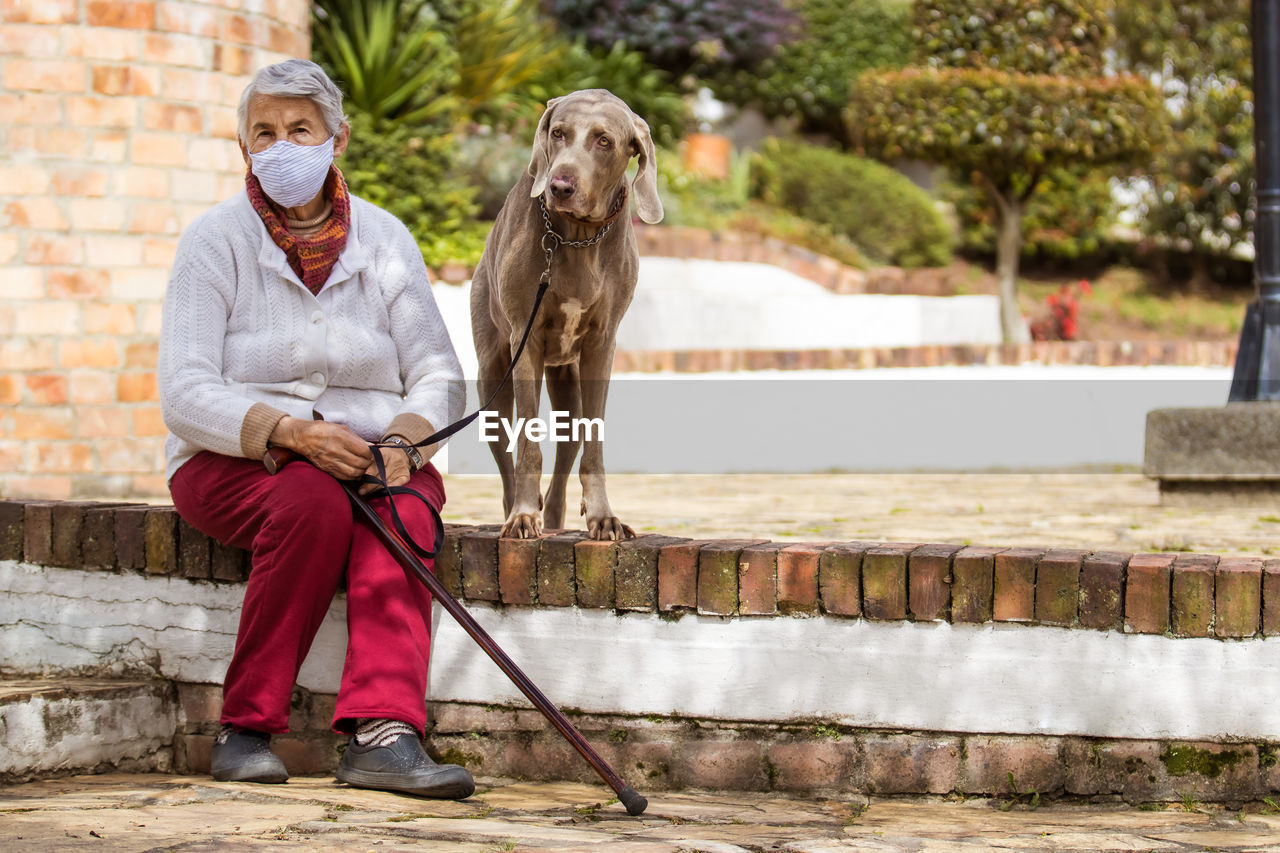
left=0, top=0, right=309, bottom=501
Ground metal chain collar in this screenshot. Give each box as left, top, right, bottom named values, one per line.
left=537, top=193, right=624, bottom=283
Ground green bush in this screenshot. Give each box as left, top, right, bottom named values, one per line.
left=751, top=139, right=952, bottom=268
left=709, top=0, right=912, bottom=141
left=340, top=111, right=486, bottom=267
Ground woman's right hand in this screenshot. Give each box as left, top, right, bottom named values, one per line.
left=269, top=416, right=373, bottom=481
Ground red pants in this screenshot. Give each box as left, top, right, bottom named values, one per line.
left=170, top=451, right=444, bottom=736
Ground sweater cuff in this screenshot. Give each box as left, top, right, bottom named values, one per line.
left=241, top=402, right=290, bottom=460
left=384, top=413, right=437, bottom=450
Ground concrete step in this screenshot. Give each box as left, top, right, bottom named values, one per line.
left=0, top=679, right=176, bottom=784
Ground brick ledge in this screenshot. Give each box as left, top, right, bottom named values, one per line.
left=4, top=500, right=1274, bottom=641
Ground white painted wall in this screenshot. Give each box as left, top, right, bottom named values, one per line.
left=7, top=560, right=1280, bottom=742
left=429, top=260, right=1002, bottom=378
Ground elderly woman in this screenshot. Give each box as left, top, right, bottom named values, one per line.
left=159, top=59, right=472, bottom=799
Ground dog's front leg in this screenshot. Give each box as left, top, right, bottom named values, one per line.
left=577, top=341, right=634, bottom=541
left=501, top=350, right=545, bottom=539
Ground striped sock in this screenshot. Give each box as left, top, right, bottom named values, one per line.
left=354, top=718, right=418, bottom=748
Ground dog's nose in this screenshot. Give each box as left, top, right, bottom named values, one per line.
left=549, top=176, right=576, bottom=200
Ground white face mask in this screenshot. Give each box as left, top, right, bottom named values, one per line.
left=249, top=136, right=335, bottom=208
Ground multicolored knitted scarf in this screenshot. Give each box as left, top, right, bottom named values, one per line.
left=246, top=165, right=350, bottom=295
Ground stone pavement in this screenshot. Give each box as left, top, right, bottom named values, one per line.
left=3, top=773, right=1280, bottom=852
left=439, top=471, right=1280, bottom=559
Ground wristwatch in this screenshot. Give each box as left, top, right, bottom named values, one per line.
left=382, top=435, right=424, bottom=471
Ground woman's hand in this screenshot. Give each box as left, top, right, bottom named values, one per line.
left=270, top=416, right=372, bottom=481
left=358, top=447, right=412, bottom=496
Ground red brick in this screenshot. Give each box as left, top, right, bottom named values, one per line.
left=460, top=528, right=500, bottom=602
left=764, top=738, right=859, bottom=791
left=658, top=540, right=701, bottom=612
left=819, top=543, right=866, bottom=617
left=865, top=734, right=962, bottom=794
left=178, top=518, right=211, bottom=581
left=698, top=542, right=745, bottom=616
left=50, top=501, right=102, bottom=568
left=211, top=540, right=247, bottom=583
left=909, top=544, right=959, bottom=622
left=1035, top=549, right=1087, bottom=627
left=673, top=739, right=767, bottom=790
left=23, top=502, right=54, bottom=565
left=862, top=544, right=914, bottom=620
left=1080, top=551, right=1128, bottom=631
left=616, top=535, right=684, bottom=612
left=738, top=544, right=779, bottom=615
left=143, top=507, right=178, bottom=576
left=1215, top=558, right=1262, bottom=639
left=994, top=548, right=1042, bottom=622
left=1171, top=554, right=1217, bottom=638
left=497, top=537, right=538, bottom=605
left=178, top=683, right=221, bottom=727
left=964, top=736, right=1065, bottom=796
left=87, top=0, right=155, bottom=28
left=435, top=525, right=470, bottom=598
left=777, top=543, right=823, bottom=614
left=1264, top=560, right=1280, bottom=638
left=574, top=539, right=617, bottom=608
left=1125, top=553, right=1174, bottom=635
left=951, top=546, right=1003, bottom=623
left=536, top=531, right=585, bottom=607
left=113, top=505, right=150, bottom=571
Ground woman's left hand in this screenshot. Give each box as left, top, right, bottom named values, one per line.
left=358, top=447, right=413, bottom=495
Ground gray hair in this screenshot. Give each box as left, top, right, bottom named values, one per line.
left=237, top=59, right=345, bottom=144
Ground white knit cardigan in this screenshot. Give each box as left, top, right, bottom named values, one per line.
left=158, top=189, right=465, bottom=482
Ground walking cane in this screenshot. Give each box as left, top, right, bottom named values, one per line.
left=264, top=447, right=649, bottom=816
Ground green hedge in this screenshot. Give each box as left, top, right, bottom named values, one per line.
left=751, top=138, right=952, bottom=268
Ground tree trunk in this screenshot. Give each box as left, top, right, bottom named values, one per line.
left=993, top=191, right=1030, bottom=343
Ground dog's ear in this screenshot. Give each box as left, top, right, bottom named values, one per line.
left=629, top=113, right=663, bottom=224
left=528, top=96, right=562, bottom=198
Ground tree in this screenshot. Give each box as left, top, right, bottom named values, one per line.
left=849, top=0, right=1166, bottom=340
left=1113, top=0, right=1253, bottom=285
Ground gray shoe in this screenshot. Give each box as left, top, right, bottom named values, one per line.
left=210, top=726, right=288, bottom=784
left=337, top=733, right=475, bottom=799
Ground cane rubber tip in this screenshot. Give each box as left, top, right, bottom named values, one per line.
left=619, top=786, right=647, bottom=816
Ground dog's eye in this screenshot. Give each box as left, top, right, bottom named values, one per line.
left=597, top=136, right=612, bottom=149
left=550, top=128, right=564, bottom=140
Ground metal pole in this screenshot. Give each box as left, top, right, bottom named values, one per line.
left=1230, top=0, right=1280, bottom=400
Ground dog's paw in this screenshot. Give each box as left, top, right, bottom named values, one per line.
left=587, top=516, right=635, bottom=541
left=501, top=511, right=543, bottom=539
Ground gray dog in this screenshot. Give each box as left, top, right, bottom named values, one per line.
left=469, top=89, right=664, bottom=540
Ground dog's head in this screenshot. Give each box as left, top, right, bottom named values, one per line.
left=527, top=89, right=663, bottom=225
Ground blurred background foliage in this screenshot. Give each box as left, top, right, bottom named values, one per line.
left=311, top=0, right=1255, bottom=322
